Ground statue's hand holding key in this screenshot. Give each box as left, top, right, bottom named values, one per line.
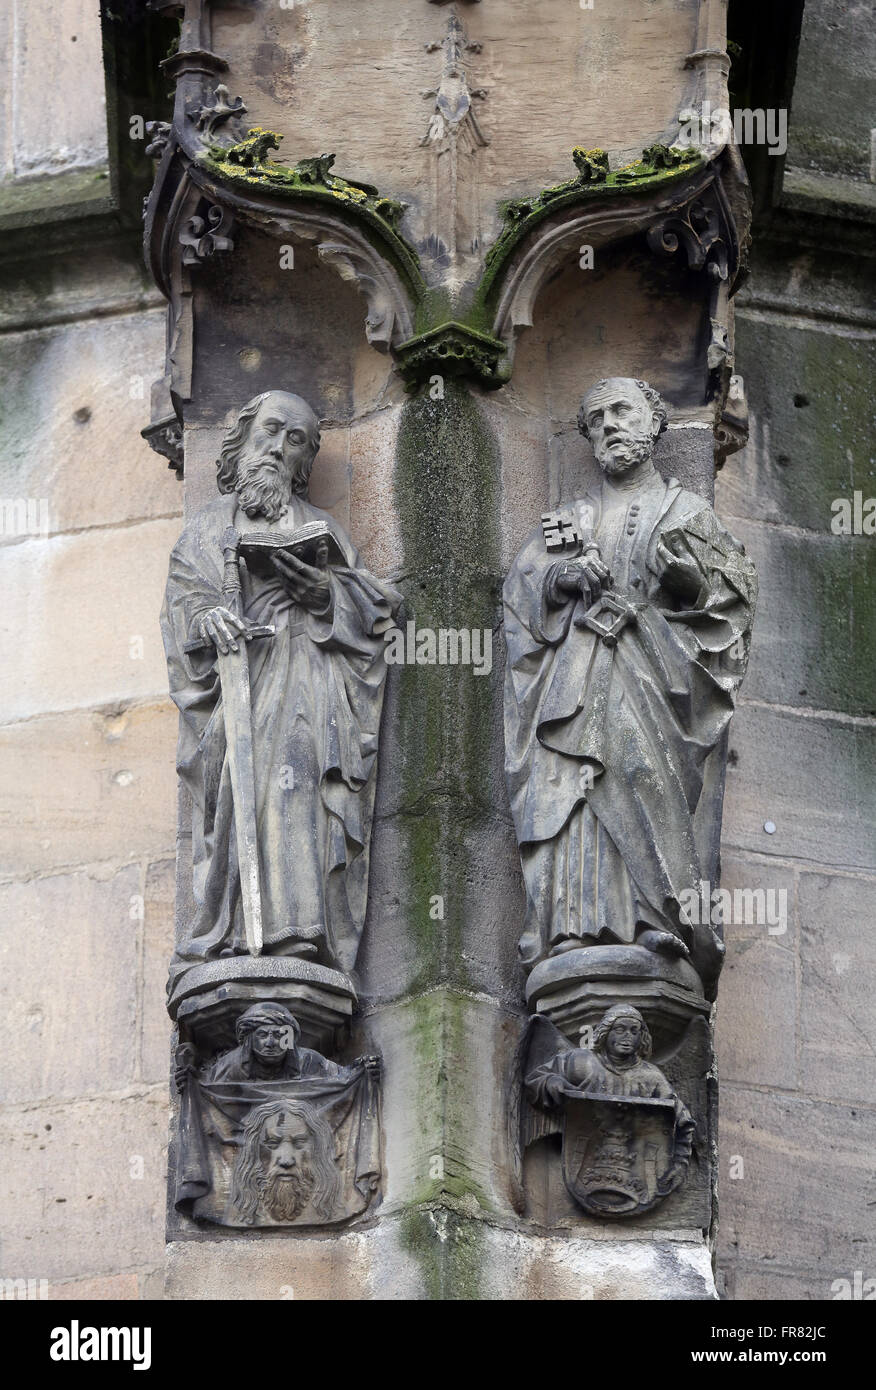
left=550, top=544, right=611, bottom=607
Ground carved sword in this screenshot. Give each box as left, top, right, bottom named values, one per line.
left=183, top=526, right=273, bottom=956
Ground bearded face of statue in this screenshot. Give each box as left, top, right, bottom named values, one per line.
left=580, top=380, right=660, bottom=477
left=257, top=1112, right=316, bottom=1221
left=234, top=392, right=320, bottom=521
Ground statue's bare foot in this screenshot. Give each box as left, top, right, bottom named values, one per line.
left=637, top=928, right=689, bottom=958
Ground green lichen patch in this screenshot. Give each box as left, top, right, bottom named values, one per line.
left=572, top=146, right=611, bottom=183
left=199, top=129, right=423, bottom=295
left=615, top=143, right=700, bottom=183
left=477, top=144, right=706, bottom=317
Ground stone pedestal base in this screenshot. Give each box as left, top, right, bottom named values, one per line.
left=525, top=945, right=710, bottom=1050
left=167, top=956, right=357, bottom=1055
left=166, top=1215, right=717, bottom=1300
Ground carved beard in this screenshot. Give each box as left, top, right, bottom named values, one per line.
left=596, top=431, right=654, bottom=476
left=258, top=1164, right=314, bottom=1222
left=235, top=450, right=311, bottom=522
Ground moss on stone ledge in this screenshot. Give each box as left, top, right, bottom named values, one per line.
left=476, top=144, right=705, bottom=317
left=199, top=129, right=424, bottom=296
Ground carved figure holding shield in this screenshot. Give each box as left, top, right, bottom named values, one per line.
left=524, top=1005, right=695, bottom=1217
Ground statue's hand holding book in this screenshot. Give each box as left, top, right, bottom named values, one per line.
left=241, top=520, right=343, bottom=615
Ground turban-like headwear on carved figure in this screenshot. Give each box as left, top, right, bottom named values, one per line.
left=234, top=1002, right=301, bottom=1044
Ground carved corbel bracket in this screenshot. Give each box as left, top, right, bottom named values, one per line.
left=394, top=321, right=509, bottom=391
left=142, top=414, right=184, bottom=476
left=141, top=374, right=184, bottom=476
left=715, top=373, right=749, bottom=466
left=145, top=121, right=173, bottom=161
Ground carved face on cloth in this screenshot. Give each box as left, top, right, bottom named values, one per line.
left=577, top=377, right=667, bottom=477
left=216, top=390, right=322, bottom=521
left=258, top=1110, right=316, bottom=1220
left=231, top=1099, right=342, bottom=1225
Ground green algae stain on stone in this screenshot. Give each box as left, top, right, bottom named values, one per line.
left=392, top=382, right=501, bottom=1297
left=399, top=1188, right=489, bottom=1300
left=400, top=1207, right=487, bottom=1301
left=394, top=380, right=501, bottom=993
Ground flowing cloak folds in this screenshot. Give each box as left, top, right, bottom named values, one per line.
left=161, top=493, right=402, bottom=989
left=503, top=475, right=757, bottom=991
left=174, top=1063, right=381, bottom=1227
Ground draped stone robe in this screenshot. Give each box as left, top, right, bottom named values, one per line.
left=503, top=473, right=756, bottom=990
left=162, top=493, right=401, bottom=989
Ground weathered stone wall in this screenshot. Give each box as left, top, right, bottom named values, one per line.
left=0, top=292, right=179, bottom=1298
left=713, top=0, right=876, bottom=1301
left=0, top=0, right=872, bottom=1301
left=0, top=1, right=179, bottom=1299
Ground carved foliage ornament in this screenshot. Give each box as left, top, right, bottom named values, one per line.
left=189, top=84, right=248, bottom=144
left=179, top=202, right=234, bottom=266
left=646, top=189, right=730, bottom=281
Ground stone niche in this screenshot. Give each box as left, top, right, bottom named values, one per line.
left=181, top=230, right=398, bottom=517
left=507, top=238, right=719, bottom=507
left=147, top=0, right=750, bottom=1299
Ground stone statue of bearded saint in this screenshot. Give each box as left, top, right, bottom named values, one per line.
left=161, top=391, right=402, bottom=990
left=503, top=378, right=757, bottom=994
